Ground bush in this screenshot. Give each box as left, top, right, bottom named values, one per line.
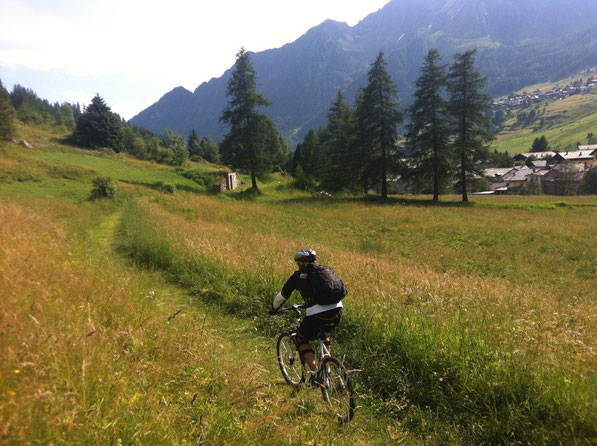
left=89, top=176, right=117, bottom=200
left=153, top=181, right=176, bottom=194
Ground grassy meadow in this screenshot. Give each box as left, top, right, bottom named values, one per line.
left=1, top=123, right=596, bottom=444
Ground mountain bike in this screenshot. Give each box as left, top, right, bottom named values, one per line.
left=273, top=304, right=355, bottom=424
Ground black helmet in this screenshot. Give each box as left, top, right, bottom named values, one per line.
left=294, top=248, right=316, bottom=263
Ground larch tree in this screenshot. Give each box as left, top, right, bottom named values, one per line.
left=406, top=49, right=452, bottom=201
left=356, top=51, right=403, bottom=198
left=447, top=49, right=493, bottom=202
left=220, top=48, right=273, bottom=191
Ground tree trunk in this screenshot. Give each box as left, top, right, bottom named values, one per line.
left=381, top=146, right=388, bottom=199
left=461, top=153, right=468, bottom=202
left=433, top=145, right=439, bottom=201
left=251, top=171, right=258, bottom=190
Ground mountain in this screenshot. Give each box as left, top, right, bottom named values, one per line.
left=130, top=0, right=597, bottom=146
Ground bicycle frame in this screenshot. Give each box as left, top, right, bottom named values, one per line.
left=278, top=304, right=331, bottom=371
left=274, top=304, right=355, bottom=423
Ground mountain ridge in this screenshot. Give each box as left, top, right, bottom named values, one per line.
left=130, top=0, right=597, bottom=146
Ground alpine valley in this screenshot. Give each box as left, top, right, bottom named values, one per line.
left=130, top=0, right=597, bottom=146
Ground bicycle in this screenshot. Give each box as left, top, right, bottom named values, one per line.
left=273, top=304, right=355, bottom=424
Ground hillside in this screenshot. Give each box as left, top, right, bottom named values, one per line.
left=493, top=84, right=597, bottom=153
left=130, top=0, right=597, bottom=145
left=1, top=123, right=596, bottom=444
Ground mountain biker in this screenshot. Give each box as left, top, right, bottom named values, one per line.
left=270, top=249, right=344, bottom=387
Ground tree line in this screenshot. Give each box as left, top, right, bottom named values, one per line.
left=219, top=47, right=495, bottom=201
left=2, top=47, right=495, bottom=201
left=285, top=48, right=495, bottom=202
left=0, top=80, right=225, bottom=168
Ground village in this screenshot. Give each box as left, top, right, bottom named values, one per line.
left=492, top=77, right=597, bottom=111
left=481, top=144, right=597, bottom=195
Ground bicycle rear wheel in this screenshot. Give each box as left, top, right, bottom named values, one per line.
left=276, top=331, right=305, bottom=387
left=320, top=356, right=355, bottom=424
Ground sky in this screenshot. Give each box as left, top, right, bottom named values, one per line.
left=0, top=0, right=391, bottom=120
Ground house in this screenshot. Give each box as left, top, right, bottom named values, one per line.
left=504, top=166, right=534, bottom=191
left=578, top=144, right=597, bottom=152
left=552, top=150, right=595, bottom=168
left=483, top=167, right=516, bottom=191
left=512, top=151, right=556, bottom=162
left=528, top=169, right=550, bottom=190
left=527, top=159, right=548, bottom=169
left=542, top=163, right=585, bottom=195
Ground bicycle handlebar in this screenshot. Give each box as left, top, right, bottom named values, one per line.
left=271, top=304, right=307, bottom=317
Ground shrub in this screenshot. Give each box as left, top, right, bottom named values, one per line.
left=89, top=176, right=117, bottom=200
left=153, top=181, right=176, bottom=194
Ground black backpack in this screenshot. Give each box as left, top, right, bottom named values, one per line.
left=306, top=264, right=347, bottom=305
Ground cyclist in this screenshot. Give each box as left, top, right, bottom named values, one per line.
left=270, top=249, right=344, bottom=387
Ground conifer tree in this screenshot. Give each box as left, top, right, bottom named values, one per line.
left=356, top=51, right=403, bottom=198
left=531, top=135, right=549, bottom=153
left=0, top=79, right=16, bottom=142
left=71, top=94, right=122, bottom=150
left=447, top=49, right=493, bottom=202
left=320, top=90, right=358, bottom=191
left=188, top=129, right=201, bottom=156
left=220, top=48, right=273, bottom=190
left=293, top=129, right=322, bottom=182
left=406, top=49, right=452, bottom=200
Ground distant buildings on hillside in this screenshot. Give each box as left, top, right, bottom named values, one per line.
left=481, top=146, right=596, bottom=195
left=493, top=78, right=597, bottom=111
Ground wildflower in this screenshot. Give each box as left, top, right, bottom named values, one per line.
left=14, top=369, right=21, bottom=374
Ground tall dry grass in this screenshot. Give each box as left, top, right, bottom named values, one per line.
left=0, top=199, right=411, bottom=445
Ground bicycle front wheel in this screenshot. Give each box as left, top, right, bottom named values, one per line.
left=320, top=356, right=355, bottom=424
left=276, top=331, right=305, bottom=387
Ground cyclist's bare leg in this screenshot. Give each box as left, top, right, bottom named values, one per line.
left=296, top=334, right=317, bottom=371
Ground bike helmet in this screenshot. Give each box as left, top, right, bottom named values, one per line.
left=294, top=248, right=316, bottom=263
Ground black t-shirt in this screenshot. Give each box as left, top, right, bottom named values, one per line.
left=281, top=264, right=320, bottom=306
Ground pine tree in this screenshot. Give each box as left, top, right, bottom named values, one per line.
left=531, top=135, right=549, bottom=152
left=71, top=94, right=122, bottom=150
left=406, top=49, right=452, bottom=200
left=447, top=49, right=494, bottom=202
left=220, top=48, right=273, bottom=190
left=0, top=79, right=16, bottom=142
left=320, top=90, right=359, bottom=191
left=356, top=51, right=403, bottom=198
left=188, top=129, right=201, bottom=156
left=293, top=129, right=322, bottom=184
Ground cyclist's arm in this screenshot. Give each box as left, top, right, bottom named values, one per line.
left=272, top=272, right=299, bottom=309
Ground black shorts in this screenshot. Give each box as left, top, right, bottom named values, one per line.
left=298, top=308, right=342, bottom=341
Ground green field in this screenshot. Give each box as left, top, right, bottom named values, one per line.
left=1, top=124, right=596, bottom=444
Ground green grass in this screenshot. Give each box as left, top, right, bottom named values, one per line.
left=2, top=120, right=597, bottom=445
left=115, top=198, right=596, bottom=444
left=0, top=126, right=219, bottom=201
